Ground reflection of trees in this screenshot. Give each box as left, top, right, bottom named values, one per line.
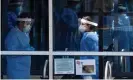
left=83, top=0, right=98, bottom=12
left=103, top=0, right=114, bottom=12
left=83, top=0, right=114, bottom=12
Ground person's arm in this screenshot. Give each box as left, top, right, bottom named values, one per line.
left=16, top=35, right=35, bottom=51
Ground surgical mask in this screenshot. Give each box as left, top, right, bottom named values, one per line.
left=23, top=24, right=31, bottom=33
left=78, top=25, right=86, bottom=33
left=15, top=6, right=23, bottom=15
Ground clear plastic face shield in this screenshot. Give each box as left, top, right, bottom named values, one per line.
left=118, top=5, right=127, bottom=13
left=17, top=18, right=34, bottom=33
left=78, top=18, right=98, bottom=33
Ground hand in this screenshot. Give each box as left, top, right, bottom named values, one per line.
left=29, top=46, right=35, bottom=51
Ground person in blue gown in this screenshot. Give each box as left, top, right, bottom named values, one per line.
left=5, top=12, right=34, bottom=79
left=79, top=16, right=99, bottom=79
left=53, top=0, right=80, bottom=51
left=114, top=4, right=132, bottom=51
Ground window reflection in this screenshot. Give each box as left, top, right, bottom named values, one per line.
left=53, top=0, right=80, bottom=51
left=53, top=0, right=133, bottom=52
left=103, top=14, right=133, bottom=51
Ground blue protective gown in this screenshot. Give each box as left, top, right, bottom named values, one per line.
left=114, top=14, right=132, bottom=51
left=5, top=27, right=34, bottom=79
left=54, top=8, right=79, bottom=51
left=6, top=56, right=31, bottom=79
left=80, top=32, right=99, bottom=79
left=62, top=8, right=79, bottom=51
left=5, top=27, right=34, bottom=51
left=61, top=8, right=79, bottom=29
left=8, top=12, right=17, bottom=30
left=113, top=14, right=132, bottom=72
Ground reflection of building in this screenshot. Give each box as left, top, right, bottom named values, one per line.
left=83, top=0, right=103, bottom=12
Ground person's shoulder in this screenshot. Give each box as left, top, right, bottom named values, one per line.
left=7, top=28, right=19, bottom=37
left=86, top=32, right=99, bottom=40
left=85, top=32, right=94, bottom=36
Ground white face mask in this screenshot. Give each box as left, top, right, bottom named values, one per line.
left=78, top=25, right=86, bottom=33
left=23, top=24, right=31, bottom=33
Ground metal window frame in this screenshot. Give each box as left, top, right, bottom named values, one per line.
left=1, top=0, right=133, bottom=79
left=48, top=0, right=133, bottom=79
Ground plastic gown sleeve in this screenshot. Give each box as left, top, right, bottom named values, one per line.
left=5, top=34, right=34, bottom=51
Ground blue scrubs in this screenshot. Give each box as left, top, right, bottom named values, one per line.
left=5, top=27, right=34, bottom=79
left=80, top=32, right=99, bottom=79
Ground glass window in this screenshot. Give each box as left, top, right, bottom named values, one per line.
left=53, top=0, right=133, bottom=52
left=1, top=0, right=49, bottom=51
left=103, top=14, right=133, bottom=51
left=1, top=0, right=133, bottom=79
left=1, top=55, right=49, bottom=79
left=53, top=0, right=100, bottom=51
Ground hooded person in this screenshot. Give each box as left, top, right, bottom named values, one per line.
left=113, top=4, right=132, bottom=51
left=8, top=0, right=24, bottom=30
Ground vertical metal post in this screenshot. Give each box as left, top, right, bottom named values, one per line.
left=98, top=0, right=104, bottom=79
left=120, top=56, right=125, bottom=72
left=1, top=0, right=8, bottom=78
left=120, top=56, right=130, bottom=72
left=49, top=0, right=53, bottom=79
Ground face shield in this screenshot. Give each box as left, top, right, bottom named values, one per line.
left=118, top=5, right=127, bottom=13
left=78, top=18, right=98, bottom=33
left=80, top=19, right=98, bottom=27
left=17, top=18, right=34, bottom=32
